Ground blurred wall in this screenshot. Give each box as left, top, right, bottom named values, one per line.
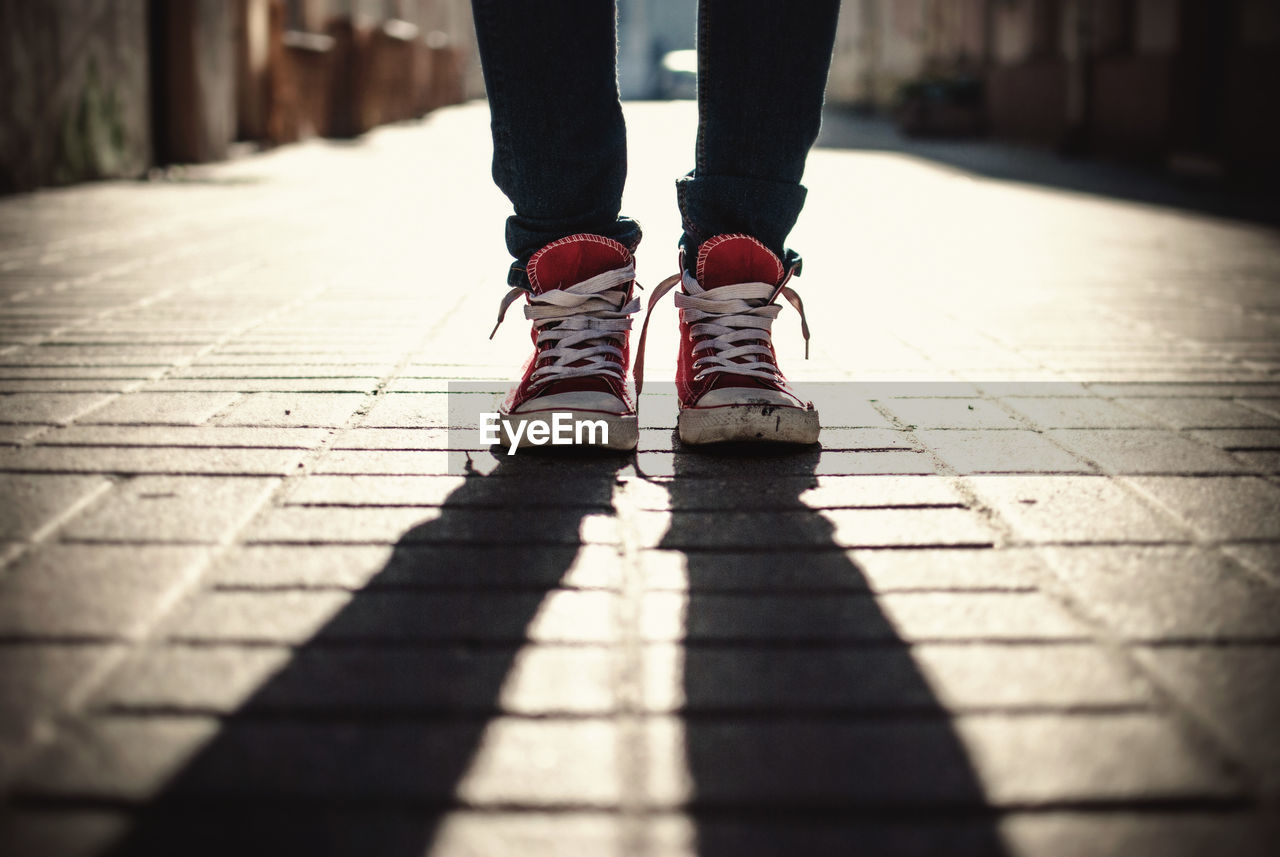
left=0, top=0, right=152, bottom=193
left=0, top=0, right=480, bottom=194
left=154, top=0, right=237, bottom=164
left=828, top=0, right=930, bottom=107
left=825, top=0, right=1280, bottom=177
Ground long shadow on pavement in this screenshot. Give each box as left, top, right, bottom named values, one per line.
left=101, top=442, right=1006, bottom=856
left=102, top=450, right=628, bottom=856
left=663, top=444, right=1008, bottom=856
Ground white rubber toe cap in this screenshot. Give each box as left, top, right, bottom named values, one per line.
left=692, top=386, right=806, bottom=409
left=511, top=390, right=632, bottom=415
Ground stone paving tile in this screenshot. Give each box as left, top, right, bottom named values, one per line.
left=73, top=392, right=241, bottom=426
left=1115, top=397, right=1280, bottom=430
left=997, top=813, right=1274, bottom=857
left=200, top=351, right=404, bottom=363
left=636, top=450, right=940, bottom=477
left=358, top=393, right=450, bottom=428
left=6, top=716, right=213, bottom=801
left=34, top=424, right=331, bottom=448
left=1219, top=543, right=1280, bottom=585
left=381, top=378, right=453, bottom=393
left=633, top=507, right=994, bottom=550
left=174, top=364, right=391, bottom=379
left=1042, top=546, right=1280, bottom=640
left=0, top=424, right=42, bottom=443
left=1123, top=475, right=1280, bottom=540
left=849, top=547, right=1047, bottom=591
left=638, top=547, right=1041, bottom=593
left=0, top=545, right=205, bottom=639
left=1132, top=647, right=1280, bottom=787
left=879, top=398, right=1025, bottom=430
left=1229, top=449, right=1280, bottom=474
left=0, top=368, right=162, bottom=381
left=215, top=392, right=369, bottom=428
left=243, top=506, right=620, bottom=545
left=1189, top=427, right=1280, bottom=450
left=0, top=392, right=116, bottom=424
left=965, top=475, right=1186, bottom=544
left=819, top=397, right=952, bottom=430
left=208, top=543, right=623, bottom=591
left=1047, top=429, right=1247, bottom=474
left=643, top=713, right=1241, bottom=806
left=15, top=716, right=625, bottom=805
left=60, top=476, right=279, bottom=543
left=999, top=396, right=1159, bottom=429
left=146, top=377, right=382, bottom=393
left=282, top=473, right=618, bottom=508
left=329, top=427, right=453, bottom=449
left=650, top=813, right=1276, bottom=857
left=642, top=643, right=1152, bottom=713
left=0, top=474, right=111, bottom=539
left=0, top=643, right=120, bottom=784
left=166, top=589, right=618, bottom=645
left=2, top=809, right=642, bottom=857
left=915, top=430, right=1091, bottom=474
left=0, top=445, right=306, bottom=476
left=0, top=811, right=132, bottom=857
left=818, top=508, right=998, bottom=550
left=311, top=449, right=455, bottom=475
left=1239, top=398, right=1280, bottom=419
left=0, top=347, right=192, bottom=365
left=794, top=427, right=920, bottom=450
left=636, top=427, right=921, bottom=453
left=640, top=591, right=1088, bottom=643
left=93, top=644, right=618, bottom=716
left=0, top=541, right=23, bottom=566
left=627, top=474, right=965, bottom=511
left=1057, top=383, right=1280, bottom=400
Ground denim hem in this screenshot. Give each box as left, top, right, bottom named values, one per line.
left=676, top=172, right=808, bottom=264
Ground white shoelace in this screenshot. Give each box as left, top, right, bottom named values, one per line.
left=490, top=263, right=640, bottom=386
left=636, top=269, right=810, bottom=395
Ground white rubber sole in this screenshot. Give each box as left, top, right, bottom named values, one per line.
left=678, top=403, right=820, bottom=445
left=498, top=409, right=638, bottom=452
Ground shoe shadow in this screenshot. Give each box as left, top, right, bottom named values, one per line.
left=101, top=448, right=629, bottom=856
left=659, top=443, right=1009, bottom=855
left=97, top=441, right=1005, bottom=855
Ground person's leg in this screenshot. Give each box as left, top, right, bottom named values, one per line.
left=471, top=0, right=641, bottom=286
left=473, top=1, right=643, bottom=450
left=642, top=0, right=839, bottom=445
left=677, top=0, right=841, bottom=268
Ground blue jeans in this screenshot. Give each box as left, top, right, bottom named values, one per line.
left=470, top=0, right=841, bottom=286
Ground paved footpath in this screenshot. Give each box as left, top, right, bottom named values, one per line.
left=1, top=101, right=1279, bottom=856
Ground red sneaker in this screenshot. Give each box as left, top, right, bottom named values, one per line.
left=490, top=234, right=640, bottom=451
left=638, top=234, right=819, bottom=445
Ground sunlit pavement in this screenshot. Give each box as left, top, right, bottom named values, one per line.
left=1, top=100, right=1279, bottom=856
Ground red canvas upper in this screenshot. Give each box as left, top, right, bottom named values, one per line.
left=696, top=233, right=785, bottom=290
left=504, top=234, right=636, bottom=414
left=676, top=234, right=800, bottom=408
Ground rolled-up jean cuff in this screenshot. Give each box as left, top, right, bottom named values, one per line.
left=676, top=173, right=808, bottom=264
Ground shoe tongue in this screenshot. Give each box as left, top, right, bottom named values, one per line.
left=527, top=235, right=631, bottom=295
left=696, top=234, right=784, bottom=290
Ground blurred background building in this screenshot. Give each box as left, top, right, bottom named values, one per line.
left=0, top=0, right=482, bottom=193
left=624, top=0, right=1280, bottom=181
left=3, top=0, right=1278, bottom=194
left=826, top=0, right=1280, bottom=178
